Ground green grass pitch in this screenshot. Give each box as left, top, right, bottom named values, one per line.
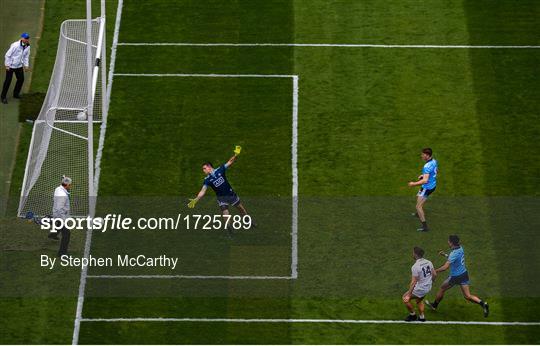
left=1, top=0, right=539, bottom=344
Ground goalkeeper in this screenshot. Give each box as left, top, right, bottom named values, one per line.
left=188, top=146, right=251, bottom=220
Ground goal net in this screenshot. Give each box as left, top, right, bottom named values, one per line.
left=18, top=18, right=106, bottom=218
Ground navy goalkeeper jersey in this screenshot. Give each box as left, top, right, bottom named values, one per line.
left=203, top=164, right=235, bottom=196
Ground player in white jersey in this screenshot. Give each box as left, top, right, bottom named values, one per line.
left=402, top=246, right=436, bottom=322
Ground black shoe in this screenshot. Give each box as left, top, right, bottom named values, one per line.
left=483, top=302, right=489, bottom=318
left=417, top=227, right=429, bottom=232
left=48, top=232, right=59, bottom=240
left=13, top=95, right=21, bottom=99
left=425, top=300, right=437, bottom=311
left=405, top=314, right=418, bottom=322
left=418, top=317, right=426, bottom=322
left=1, top=98, right=7, bottom=104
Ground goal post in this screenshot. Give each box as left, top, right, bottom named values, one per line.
left=18, top=17, right=106, bottom=218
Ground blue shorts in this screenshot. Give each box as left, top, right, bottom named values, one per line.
left=445, top=271, right=470, bottom=287
left=217, top=194, right=240, bottom=208
left=417, top=186, right=436, bottom=199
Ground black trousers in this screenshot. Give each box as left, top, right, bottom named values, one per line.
left=58, top=227, right=71, bottom=257
left=1, top=67, right=24, bottom=99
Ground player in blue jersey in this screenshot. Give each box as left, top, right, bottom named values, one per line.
left=426, top=235, right=489, bottom=317
left=187, top=146, right=250, bottom=219
left=408, top=148, right=438, bottom=232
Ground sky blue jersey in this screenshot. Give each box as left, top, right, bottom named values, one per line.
left=448, top=246, right=467, bottom=277
left=422, top=158, right=438, bottom=190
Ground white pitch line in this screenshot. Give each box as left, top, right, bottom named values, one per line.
left=291, top=76, right=298, bottom=279
left=118, top=42, right=540, bottom=49
left=72, top=1, right=124, bottom=345
left=87, top=275, right=293, bottom=280
left=79, top=317, right=540, bottom=326
left=113, top=73, right=295, bottom=78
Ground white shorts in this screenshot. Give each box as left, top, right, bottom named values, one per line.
left=412, top=287, right=430, bottom=299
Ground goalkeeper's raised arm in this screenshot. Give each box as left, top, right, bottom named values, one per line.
left=225, top=145, right=242, bottom=168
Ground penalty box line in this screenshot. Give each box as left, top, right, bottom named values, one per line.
left=113, top=73, right=295, bottom=78
left=79, top=317, right=540, bottom=326
left=102, top=73, right=299, bottom=280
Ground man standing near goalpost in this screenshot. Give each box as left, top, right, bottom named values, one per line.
left=188, top=146, right=253, bottom=227
left=2, top=33, right=31, bottom=104
left=408, top=148, right=438, bottom=232
left=50, top=175, right=72, bottom=257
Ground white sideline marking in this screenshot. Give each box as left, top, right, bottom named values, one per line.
left=291, top=76, right=298, bottom=279
left=87, top=275, right=293, bottom=280
left=80, top=317, right=540, bottom=326
left=72, top=1, right=124, bottom=345
left=118, top=42, right=540, bottom=49
left=113, top=73, right=295, bottom=78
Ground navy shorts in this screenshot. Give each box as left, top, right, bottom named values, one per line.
left=217, top=194, right=240, bottom=208
left=445, top=271, right=470, bottom=287
left=417, top=186, right=436, bottom=199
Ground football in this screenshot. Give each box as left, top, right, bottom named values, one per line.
left=76, top=111, right=86, bottom=120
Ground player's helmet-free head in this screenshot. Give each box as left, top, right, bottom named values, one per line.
left=448, top=235, right=460, bottom=246
left=202, top=162, right=214, bottom=174
left=413, top=246, right=424, bottom=259
left=21, top=32, right=30, bottom=39
left=61, top=175, right=72, bottom=186
left=422, top=147, right=432, bottom=157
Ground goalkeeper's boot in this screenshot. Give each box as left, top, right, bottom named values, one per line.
left=249, top=218, right=258, bottom=229
left=48, top=232, right=59, bottom=240
left=226, top=225, right=234, bottom=239
left=404, top=314, right=418, bottom=322
left=483, top=302, right=490, bottom=318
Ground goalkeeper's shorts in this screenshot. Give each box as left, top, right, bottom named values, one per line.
left=217, top=194, right=240, bottom=208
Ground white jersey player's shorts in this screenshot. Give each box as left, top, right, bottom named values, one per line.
left=412, top=287, right=430, bottom=299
